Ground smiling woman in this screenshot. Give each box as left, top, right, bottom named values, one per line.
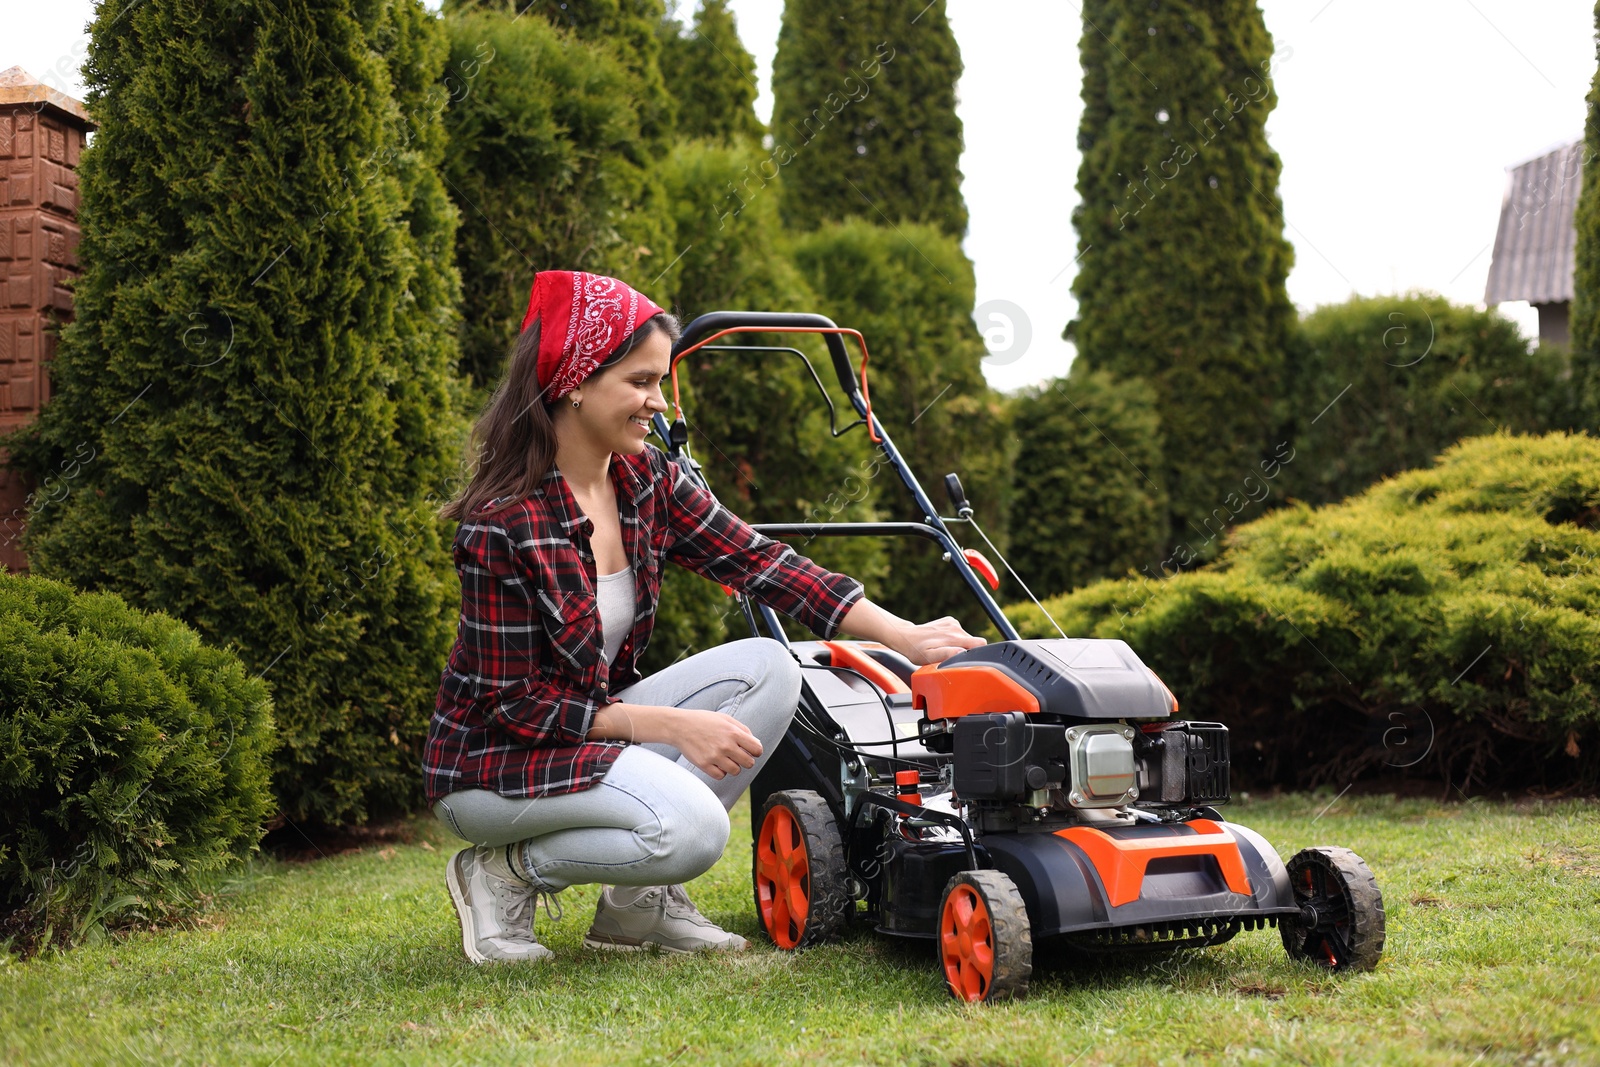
left=427, top=269, right=987, bottom=967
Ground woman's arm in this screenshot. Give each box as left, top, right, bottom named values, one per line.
left=834, top=596, right=987, bottom=665
left=591, top=599, right=986, bottom=777
left=586, top=701, right=763, bottom=780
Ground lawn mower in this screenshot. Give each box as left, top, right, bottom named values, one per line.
left=651, top=311, right=1387, bottom=1003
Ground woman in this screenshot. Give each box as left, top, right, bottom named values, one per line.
left=426, top=270, right=986, bottom=964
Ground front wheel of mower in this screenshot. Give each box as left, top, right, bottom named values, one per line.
left=1280, top=846, right=1386, bottom=972
left=753, top=790, right=848, bottom=949
left=937, top=870, right=1033, bottom=1003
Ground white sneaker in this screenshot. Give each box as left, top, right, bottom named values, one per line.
left=445, top=845, right=557, bottom=964
left=583, top=884, right=750, bottom=954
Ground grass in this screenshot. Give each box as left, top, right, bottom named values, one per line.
left=2, top=792, right=1597, bottom=1066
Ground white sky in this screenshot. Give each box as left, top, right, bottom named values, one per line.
left=9, top=1, right=1594, bottom=394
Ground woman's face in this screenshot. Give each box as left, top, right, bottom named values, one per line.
left=563, top=328, right=673, bottom=456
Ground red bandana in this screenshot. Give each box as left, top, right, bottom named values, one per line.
left=521, top=271, right=665, bottom=401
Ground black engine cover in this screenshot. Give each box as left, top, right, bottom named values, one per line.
left=930, top=638, right=1174, bottom=721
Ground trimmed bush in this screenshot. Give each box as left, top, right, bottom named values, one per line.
left=1008, top=368, right=1169, bottom=600
left=1280, top=292, right=1580, bottom=507
left=1009, top=433, right=1600, bottom=792
left=0, top=572, right=275, bottom=953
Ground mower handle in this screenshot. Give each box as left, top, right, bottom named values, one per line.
left=673, top=311, right=861, bottom=402
left=664, top=309, right=1022, bottom=643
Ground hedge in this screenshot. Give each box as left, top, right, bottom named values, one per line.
left=0, top=572, right=275, bottom=953
left=1008, top=433, right=1600, bottom=791
left=1279, top=292, right=1580, bottom=508
left=1007, top=367, right=1169, bottom=600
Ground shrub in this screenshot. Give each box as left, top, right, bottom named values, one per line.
left=439, top=8, right=676, bottom=391
left=643, top=141, right=887, bottom=668
left=1009, top=433, right=1600, bottom=792
left=0, top=572, right=275, bottom=953
left=1008, top=368, right=1169, bottom=600
left=1280, top=292, right=1580, bottom=507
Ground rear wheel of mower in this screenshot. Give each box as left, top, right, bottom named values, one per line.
left=753, top=790, right=848, bottom=949
left=1280, top=846, right=1386, bottom=972
left=937, top=870, right=1033, bottom=1003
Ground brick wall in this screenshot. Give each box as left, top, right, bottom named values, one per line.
left=0, top=68, right=94, bottom=573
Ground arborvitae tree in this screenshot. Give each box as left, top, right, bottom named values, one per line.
left=1009, top=369, right=1169, bottom=600
left=1573, top=0, right=1600, bottom=429
left=647, top=143, right=886, bottom=667
left=792, top=220, right=1011, bottom=633
left=770, top=0, right=968, bottom=239
left=2, top=0, right=467, bottom=825
left=659, top=0, right=764, bottom=144
left=1067, top=0, right=1295, bottom=551
left=439, top=9, right=677, bottom=392
left=450, top=0, right=676, bottom=149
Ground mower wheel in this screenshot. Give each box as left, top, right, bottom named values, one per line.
left=753, top=790, right=849, bottom=950
left=1280, top=846, right=1386, bottom=972
left=937, top=870, right=1033, bottom=1003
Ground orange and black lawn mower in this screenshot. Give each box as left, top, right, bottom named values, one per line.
left=653, top=311, right=1386, bottom=1003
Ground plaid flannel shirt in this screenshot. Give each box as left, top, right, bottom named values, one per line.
left=423, top=442, right=866, bottom=805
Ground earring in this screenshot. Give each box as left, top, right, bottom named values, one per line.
left=571, top=398, right=581, bottom=408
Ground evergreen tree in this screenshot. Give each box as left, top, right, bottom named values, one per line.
left=648, top=142, right=885, bottom=669
left=1066, top=0, right=1295, bottom=551
left=659, top=0, right=765, bottom=144
left=793, top=221, right=1011, bottom=633
left=663, top=146, right=883, bottom=585
left=451, top=0, right=676, bottom=148
left=766, top=0, right=995, bottom=626
left=2, top=0, right=467, bottom=825
left=438, top=9, right=676, bottom=392
left=770, top=0, right=968, bottom=238
left=1572, top=0, right=1600, bottom=429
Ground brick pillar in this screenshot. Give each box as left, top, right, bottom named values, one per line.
left=0, top=66, right=95, bottom=574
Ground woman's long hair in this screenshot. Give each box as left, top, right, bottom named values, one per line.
left=439, top=311, right=682, bottom=523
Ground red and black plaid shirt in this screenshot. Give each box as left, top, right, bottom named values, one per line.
left=423, top=442, right=865, bottom=804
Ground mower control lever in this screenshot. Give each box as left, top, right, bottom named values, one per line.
left=944, top=473, right=973, bottom=517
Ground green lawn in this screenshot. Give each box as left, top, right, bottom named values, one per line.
left=3, top=792, right=1597, bottom=1066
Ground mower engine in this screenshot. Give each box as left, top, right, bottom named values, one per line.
left=914, top=639, right=1230, bottom=829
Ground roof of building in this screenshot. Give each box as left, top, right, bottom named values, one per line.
left=1483, top=139, right=1585, bottom=306
left=0, top=65, right=95, bottom=128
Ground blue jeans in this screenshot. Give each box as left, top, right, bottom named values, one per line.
left=431, top=637, right=802, bottom=892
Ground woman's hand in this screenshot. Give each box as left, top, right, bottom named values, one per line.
left=669, top=708, right=764, bottom=780
left=893, top=615, right=988, bottom=665
left=588, top=702, right=763, bottom=779
left=836, top=597, right=987, bottom=665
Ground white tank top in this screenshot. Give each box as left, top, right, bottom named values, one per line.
left=596, top=566, right=636, bottom=665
